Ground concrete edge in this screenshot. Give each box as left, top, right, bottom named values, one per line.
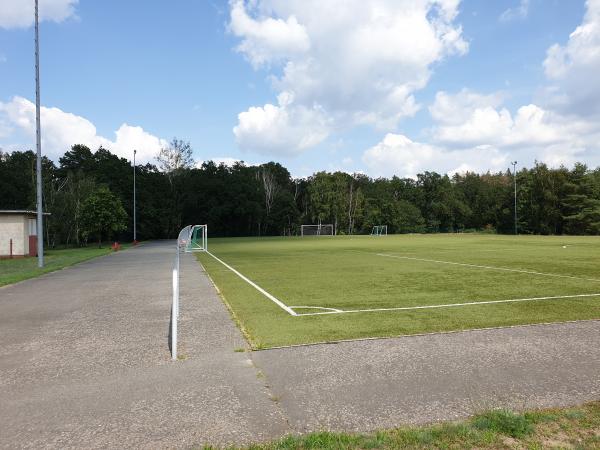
left=255, top=318, right=600, bottom=352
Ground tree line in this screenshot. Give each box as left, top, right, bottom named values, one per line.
left=1, top=140, right=600, bottom=246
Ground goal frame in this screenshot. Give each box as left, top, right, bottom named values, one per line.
left=371, top=225, right=388, bottom=236
left=301, top=224, right=334, bottom=236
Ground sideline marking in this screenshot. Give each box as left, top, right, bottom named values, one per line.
left=289, top=305, right=344, bottom=313
left=292, top=293, right=600, bottom=316
left=206, top=251, right=297, bottom=316
left=377, top=253, right=600, bottom=283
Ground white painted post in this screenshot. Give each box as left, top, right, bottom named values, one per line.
left=171, top=265, right=178, bottom=360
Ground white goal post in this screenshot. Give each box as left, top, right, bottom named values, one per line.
left=171, top=224, right=207, bottom=360
left=371, top=225, right=387, bottom=236
left=301, top=224, right=334, bottom=236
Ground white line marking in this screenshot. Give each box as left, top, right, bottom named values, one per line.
left=376, top=253, right=600, bottom=283
left=293, top=293, right=600, bottom=316
left=289, top=306, right=344, bottom=313
left=206, top=251, right=297, bottom=316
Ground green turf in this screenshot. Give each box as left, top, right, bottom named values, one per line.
left=0, top=243, right=132, bottom=287
left=196, top=234, right=600, bottom=348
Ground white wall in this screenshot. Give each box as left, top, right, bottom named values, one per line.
left=0, top=215, right=27, bottom=256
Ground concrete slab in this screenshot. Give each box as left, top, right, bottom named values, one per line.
left=251, top=320, right=600, bottom=433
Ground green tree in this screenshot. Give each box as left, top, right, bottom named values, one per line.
left=80, top=187, right=128, bottom=247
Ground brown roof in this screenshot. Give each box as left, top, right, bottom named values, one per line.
left=0, top=210, right=51, bottom=215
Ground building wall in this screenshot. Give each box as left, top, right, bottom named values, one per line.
left=0, top=215, right=27, bottom=256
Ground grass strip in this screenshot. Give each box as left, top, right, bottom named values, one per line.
left=204, top=401, right=600, bottom=449
left=0, top=243, right=134, bottom=287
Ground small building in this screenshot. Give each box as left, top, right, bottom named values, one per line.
left=0, top=210, right=49, bottom=258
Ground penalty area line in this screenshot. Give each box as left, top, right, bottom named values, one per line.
left=293, top=293, right=600, bottom=316
left=206, top=251, right=297, bottom=316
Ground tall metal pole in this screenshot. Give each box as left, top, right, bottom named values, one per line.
left=133, top=149, right=137, bottom=243
left=34, top=0, right=44, bottom=267
left=512, top=161, right=518, bottom=235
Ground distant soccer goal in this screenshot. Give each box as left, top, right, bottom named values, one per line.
left=301, top=224, right=334, bottom=236
left=371, top=225, right=387, bottom=236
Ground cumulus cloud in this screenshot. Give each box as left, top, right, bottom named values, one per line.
left=543, top=0, right=600, bottom=116
left=230, top=0, right=468, bottom=154
left=0, top=96, right=167, bottom=163
left=360, top=0, right=600, bottom=177
left=0, top=0, right=78, bottom=29
left=429, top=89, right=504, bottom=125
left=362, top=133, right=508, bottom=178
left=233, top=91, right=331, bottom=155
left=499, top=0, right=530, bottom=22
left=229, top=0, right=310, bottom=68
left=426, top=88, right=599, bottom=169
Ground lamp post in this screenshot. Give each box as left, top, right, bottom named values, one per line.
left=34, top=0, right=44, bottom=267
left=133, top=149, right=137, bottom=244
left=511, top=161, right=518, bottom=235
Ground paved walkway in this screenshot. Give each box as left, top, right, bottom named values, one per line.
left=0, top=242, right=289, bottom=449
left=1, top=241, right=599, bottom=448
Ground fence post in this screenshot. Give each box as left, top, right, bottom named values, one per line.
left=171, top=263, right=178, bottom=360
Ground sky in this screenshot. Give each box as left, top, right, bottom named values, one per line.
left=0, top=0, right=599, bottom=178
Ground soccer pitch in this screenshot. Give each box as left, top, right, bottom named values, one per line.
left=196, top=234, right=600, bottom=348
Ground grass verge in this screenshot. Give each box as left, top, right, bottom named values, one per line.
left=0, top=243, right=134, bottom=287
left=204, top=401, right=600, bottom=449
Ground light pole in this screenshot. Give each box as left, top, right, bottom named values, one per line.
left=133, top=149, right=137, bottom=244
left=34, top=0, right=44, bottom=267
left=511, top=161, right=518, bottom=235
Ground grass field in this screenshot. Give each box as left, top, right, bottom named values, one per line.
left=196, top=234, right=600, bottom=348
left=0, top=243, right=131, bottom=287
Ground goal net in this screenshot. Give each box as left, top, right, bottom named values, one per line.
left=301, top=224, right=334, bottom=236
left=177, top=224, right=207, bottom=252
left=371, top=225, right=387, bottom=236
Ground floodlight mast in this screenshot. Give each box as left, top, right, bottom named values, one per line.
left=34, top=0, right=44, bottom=268
left=512, top=161, right=518, bottom=235
left=133, top=149, right=137, bottom=243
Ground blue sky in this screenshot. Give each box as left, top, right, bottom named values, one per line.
left=1, top=0, right=599, bottom=178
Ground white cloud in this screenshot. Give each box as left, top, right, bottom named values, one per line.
left=0, top=0, right=78, bottom=29
left=362, top=133, right=508, bottom=178
left=361, top=0, right=600, bottom=177
left=230, top=0, right=468, bottom=154
left=499, top=0, right=530, bottom=22
left=543, top=0, right=600, bottom=116
left=229, top=0, right=310, bottom=69
left=429, top=89, right=504, bottom=125
left=0, top=96, right=167, bottom=163
left=233, top=91, right=331, bottom=155
left=427, top=88, right=600, bottom=169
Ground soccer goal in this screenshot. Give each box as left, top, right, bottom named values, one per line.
left=301, top=224, right=334, bottom=236
left=178, top=224, right=207, bottom=253
left=371, top=225, right=387, bottom=236
left=171, top=224, right=207, bottom=360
